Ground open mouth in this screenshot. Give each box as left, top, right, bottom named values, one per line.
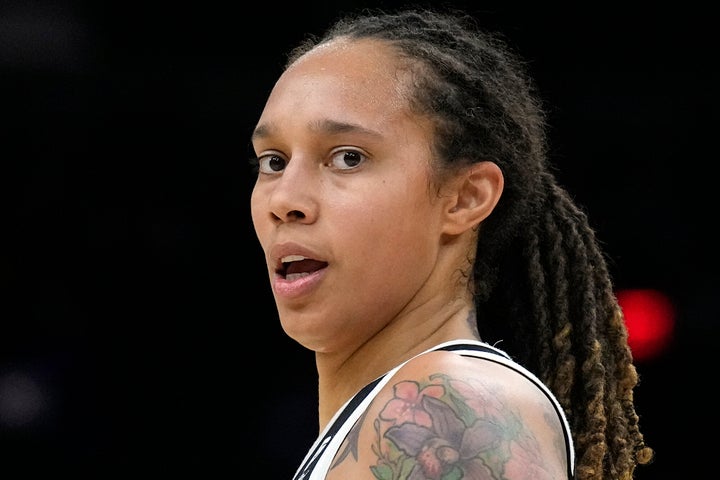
left=277, top=255, right=328, bottom=280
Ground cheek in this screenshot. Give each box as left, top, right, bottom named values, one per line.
left=250, top=188, right=270, bottom=246
left=334, top=184, right=438, bottom=275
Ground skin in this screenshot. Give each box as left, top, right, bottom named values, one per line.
left=251, top=38, right=568, bottom=478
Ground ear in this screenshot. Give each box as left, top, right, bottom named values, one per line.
left=442, top=161, right=504, bottom=236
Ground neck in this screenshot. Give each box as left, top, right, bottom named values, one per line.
left=314, top=303, right=479, bottom=429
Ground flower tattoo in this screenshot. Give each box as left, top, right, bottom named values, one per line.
left=365, top=374, right=553, bottom=480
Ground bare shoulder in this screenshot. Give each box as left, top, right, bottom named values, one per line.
left=326, top=350, right=570, bottom=480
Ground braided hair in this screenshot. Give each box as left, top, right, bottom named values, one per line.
left=286, top=7, right=654, bottom=480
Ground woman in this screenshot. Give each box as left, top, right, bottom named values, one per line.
left=249, top=7, right=653, bottom=480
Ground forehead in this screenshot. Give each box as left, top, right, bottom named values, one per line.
left=287, top=37, right=399, bottom=74
left=263, top=38, right=412, bottom=119
left=254, top=37, right=439, bottom=165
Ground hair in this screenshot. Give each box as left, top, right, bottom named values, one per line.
left=283, top=7, right=654, bottom=480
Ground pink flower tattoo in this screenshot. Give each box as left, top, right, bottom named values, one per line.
left=379, top=380, right=445, bottom=427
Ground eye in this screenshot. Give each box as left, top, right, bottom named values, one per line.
left=329, top=149, right=366, bottom=171
left=257, top=153, right=288, bottom=174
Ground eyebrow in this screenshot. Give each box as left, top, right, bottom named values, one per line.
left=252, top=119, right=383, bottom=141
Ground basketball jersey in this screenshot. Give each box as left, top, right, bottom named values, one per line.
left=292, top=339, right=575, bottom=479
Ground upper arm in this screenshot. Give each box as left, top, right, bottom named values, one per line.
left=326, top=350, right=570, bottom=480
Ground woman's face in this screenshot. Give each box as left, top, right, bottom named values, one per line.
left=250, top=39, right=449, bottom=353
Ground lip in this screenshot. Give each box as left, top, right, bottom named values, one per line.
left=273, top=268, right=326, bottom=299
left=269, top=241, right=328, bottom=299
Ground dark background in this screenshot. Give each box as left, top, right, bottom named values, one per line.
left=2, top=1, right=716, bottom=478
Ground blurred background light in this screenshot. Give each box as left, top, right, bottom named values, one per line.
left=616, top=288, right=676, bottom=362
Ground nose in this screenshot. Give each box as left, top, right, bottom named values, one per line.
left=266, top=160, right=317, bottom=225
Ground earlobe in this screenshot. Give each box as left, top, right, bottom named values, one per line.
left=443, top=161, right=504, bottom=236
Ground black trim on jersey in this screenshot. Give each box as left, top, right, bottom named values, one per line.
left=293, top=376, right=383, bottom=480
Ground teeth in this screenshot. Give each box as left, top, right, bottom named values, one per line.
left=281, top=254, right=306, bottom=263
left=286, top=272, right=311, bottom=281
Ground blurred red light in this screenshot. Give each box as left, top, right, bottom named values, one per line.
left=616, top=288, right=675, bottom=361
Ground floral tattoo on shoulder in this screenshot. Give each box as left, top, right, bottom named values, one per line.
left=332, top=373, right=557, bottom=480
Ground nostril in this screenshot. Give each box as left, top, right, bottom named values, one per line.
left=271, top=209, right=307, bottom=224
left=272, top=209, right=305, bottom=224
left=287, top=210, right=305, bottom=219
